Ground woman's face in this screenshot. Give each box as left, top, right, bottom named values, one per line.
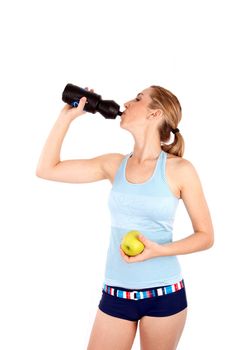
left=121, top=87, right=156, bottom=128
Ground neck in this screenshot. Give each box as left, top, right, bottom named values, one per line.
left=131, top=135, right=162, bottom=164
left=129, top=125, right=162, bottom=162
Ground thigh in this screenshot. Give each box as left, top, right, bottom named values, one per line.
left=139, top=307, right=188, bottom=350
left=87, top=308, right=138, bottom=350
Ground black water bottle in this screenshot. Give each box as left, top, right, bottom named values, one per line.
left=62, top=83, right=123, bottom=119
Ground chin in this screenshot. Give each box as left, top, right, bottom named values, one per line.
left=120, top=119, right=127, bottom=128
left=120, top=123, right=131, bottom=133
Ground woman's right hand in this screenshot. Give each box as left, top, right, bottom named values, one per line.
left=59, top=87, right=94, bottom=122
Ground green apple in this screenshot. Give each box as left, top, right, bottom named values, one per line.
left=121, top=230, right=145, bottom=257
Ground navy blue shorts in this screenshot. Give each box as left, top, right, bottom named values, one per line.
left=98, top=282, right=188, bottom=321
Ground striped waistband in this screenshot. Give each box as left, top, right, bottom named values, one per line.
left=102, top=280, right=185, bottom=301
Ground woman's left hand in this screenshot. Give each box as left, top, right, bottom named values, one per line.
left=119, top=234, right=164, bottom=263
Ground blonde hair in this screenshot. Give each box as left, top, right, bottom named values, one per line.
left=149, top=85, right=185, bottom=157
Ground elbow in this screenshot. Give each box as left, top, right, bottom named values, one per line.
left=36, top=170, right=41, bottom=178
left=208, top=239, right=214, bottom=249
left=36, top=168, right=47, bottom=179
left=35, top=162, right=60, bottom=178
left=207, top=231, right=215, bottom=249
left=36, top=168, right=42, bottom=177
left=206, top=240, right=214, bottom=249
left=198, top=230, right=214, bottom=250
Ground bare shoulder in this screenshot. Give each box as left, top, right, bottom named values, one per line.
left=101, top=153, right=126, bottom=183
left=166, top=152, right=195, bottom=174
left=166, top=153, right=200, bottom=192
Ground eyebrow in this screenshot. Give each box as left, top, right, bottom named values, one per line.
left=137, top=93, right=144, bottom=97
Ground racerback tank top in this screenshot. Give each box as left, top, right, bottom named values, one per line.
left=103, top=150, right=183, bottom=289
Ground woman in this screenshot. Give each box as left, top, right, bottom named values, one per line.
left=36, top=85, right=214, bottom=350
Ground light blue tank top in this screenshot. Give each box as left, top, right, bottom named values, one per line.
left=103, top=150, right=183, bottom=289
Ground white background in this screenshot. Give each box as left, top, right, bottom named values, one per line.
left=0, top=0, right=232, bottom=349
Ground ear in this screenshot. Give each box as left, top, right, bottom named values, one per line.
left=147, top=109, right=163, bottom=120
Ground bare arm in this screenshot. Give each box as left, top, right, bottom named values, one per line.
left=162, top=159, right=215, bottom=255
left=36, top=90, right=121, bottom=183
left=36, top=113, right=73, bottom=172
left=36, top=113, right=109, bottom=183
left=36, top=153, right=116, bottom=184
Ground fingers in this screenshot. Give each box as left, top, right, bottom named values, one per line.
left=77, top=87, right=94, bottom=106
left=84, top=87, right=94, bottom=92
left=61, top=87, right=94, bottom=112
left=78, top=96, right=87, bottom=108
